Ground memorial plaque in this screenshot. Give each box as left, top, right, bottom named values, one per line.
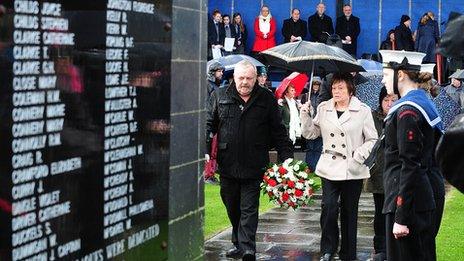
left=0, top=0, right=171, bottom=259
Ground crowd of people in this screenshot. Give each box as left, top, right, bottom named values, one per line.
left=206, top=3, right=463, bottom=261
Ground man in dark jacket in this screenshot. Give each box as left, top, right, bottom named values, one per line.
left=206, top=60, right=293, bottom=260
left=308, top=3, right=334, bottom=43
left=282, top=8, right=308, bottom=43
left=335, top=4, right=360, bottom=56
left=394, top=15, right=414, bottom=51
left=208, top=9, right=225, bottom=59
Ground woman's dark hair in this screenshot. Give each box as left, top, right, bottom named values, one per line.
left=331, top=73, right=356, bottom=96
left=233, top=12, right=245, bottom=32
left=386, top=29, right=395, bottom=40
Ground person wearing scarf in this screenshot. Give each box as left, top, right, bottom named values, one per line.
left=252, top=5, right=276, bottom=55
left=379, top=50, right=444, bottom=261
left=278, top=83, right=301, bottom=144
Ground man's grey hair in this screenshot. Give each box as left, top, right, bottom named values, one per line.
left=235, top=60, right=257, bottom=76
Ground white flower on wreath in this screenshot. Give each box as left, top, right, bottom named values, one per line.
left=308, top=179, right=314, bottom=185
left=284, top=158, right=293, bottom=165
left=272, top=164, right=279, bottom=172
left=293, top=164, right=300, bottom=172
left=295, top=182, right=304, bottom=190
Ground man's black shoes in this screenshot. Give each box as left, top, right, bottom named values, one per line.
left=320, top=253, right=333, bottom=261
left=225, top=247, right=243, bottom=259
left=242, top=250, right=256, bottom=261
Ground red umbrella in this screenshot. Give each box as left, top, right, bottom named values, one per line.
left=275, top=72, right=309, bottom=99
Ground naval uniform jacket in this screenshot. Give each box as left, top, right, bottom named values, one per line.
left=300, top=97, right=377, bottom=181
left=206, top=83, right=293, bottom=179
left=382, top=105, right=437, bottom=225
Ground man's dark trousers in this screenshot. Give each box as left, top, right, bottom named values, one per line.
left=220, top=176, right=261, bottom=253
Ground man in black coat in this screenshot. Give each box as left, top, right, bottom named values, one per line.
left=208, top=9, right=225, bottom=59
left=335, top=4, right=360, bottom=56
left=282, top=8, right=308, bottom=43
left=206, top=60, right=293, bottom=260
left=308, top=3, right=334, bottom=43
left=394, top=15, right=415, bottom=51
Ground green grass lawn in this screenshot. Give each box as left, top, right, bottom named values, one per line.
left=437, top=188, right=464, bottom=261
left=204, top=183, right=277, bottom=239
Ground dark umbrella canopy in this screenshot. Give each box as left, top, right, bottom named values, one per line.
left=261, top=41, right=365, bottom=74
left=433, top=89, right=461, bottom=129
left=355, top=72, right=384, bottom=110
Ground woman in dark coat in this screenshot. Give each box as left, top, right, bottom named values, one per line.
left=364, top=87, right=398, bottom=261
left=232, top=13, right=248, bottom=54
left=415, top=13, right=440, bottom=63
left=380, top=29, right=396, bottom=50
left=379, top=50, right=444, bottom=261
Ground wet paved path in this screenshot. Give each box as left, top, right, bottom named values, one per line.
left=205, top=153, right=376, bottom=261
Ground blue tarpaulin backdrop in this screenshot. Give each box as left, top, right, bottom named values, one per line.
left=208, top=0, right=464, bottom=58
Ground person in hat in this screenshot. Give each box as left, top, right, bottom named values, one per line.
left=300, top=73, right=377, bottom=261
left=444, top=72, right=463, bottom=109
left=364, top=86, right=398, bottom=261
left=394, top=15, right=415, bottom=51
left=379, top=50, right=444, bottom=261
left=257, top=67, right=271, bottom=91
left=207, top=62, right=225, bottom=98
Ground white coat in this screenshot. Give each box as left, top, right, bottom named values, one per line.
left=300, top=96, right=378, bottom=181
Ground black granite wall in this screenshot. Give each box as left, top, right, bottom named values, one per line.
left=169, top=0, right=207, bottom=260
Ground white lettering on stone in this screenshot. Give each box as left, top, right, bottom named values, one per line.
left=13, top=61, right=40, bottom=75
left=105, top=98, right=132, bottom=111
left=38, top=75, right=56, bottom=89
left=128, top=224, right=159, bottom=249
left=106, top=61, right=122, bottom=73
left=57, top=238, right=81, bottom=258
left=13, top=91, right=45, bottom=106
left=104, top=123, right=129, bottom=137
left=12, top=135, right=47, bottom=153
left=46, top=104, right=65, bottom=118
left=106, top=36, right=125, bottom=47
left=14, top=1, right=39, bottom=14
left=107, top=23, right=120, bottom=35
left=132, top=1, right=155, bottom=14
left=12, top=238, right=47, bottom=261
left=13, top=46, right=40, bottom=60
left=46, top=90, right=61, bottom=103
left=79, top=249, right=104, bottom=261
left=104, top=172, right=128, bottom=188
left=104, top=160, right=127, bottom=175
left=38, top=190, right=60, bottom=208
left=104, top=146, right=137, bottom=162
left=12, top=224, right=43, bottom=247
left=38, top=201, right=71, bottom=222
left=104, top=135, right=130, bottom=150
left=104, top=209, right=127, bottom=226
left=12, top=212, right=36, bottom=231
left=13, top=30, right=40, bottom=44
left=107, top=0, right=132, bottom=11
left=103, top=222, right=125, bottom=239
left=42, top=61, right=55, bottom=74
left=12, top=181, right=35, bottom=200
left=46, top=118, right=63, bottom=132
left=12, top=152, right=34, bottom=169
left=43, top=32, right=75, bottom=45
left=12, top=197, right=36, bottom=216
left=105, top=111, right=127, bottom=124
left=12, top=120, right=44, bottom=137
left=41, top=17, right=68, bottom=31
left=12, top=106, right=44, bottom=121
left=129, top=200, right=154, bottom=217
left=104, top=196, right=128, bottom=214
left=105, top=74, right=120, bottom=85
left=13, top=76, right=36, bottom=90
left=12, top=164, right=48, bottom=184
left=41, top=2, right=61, bottom=16
left=14, top=14, right=39, bottom=29
left=104, top=184, right=128, bottom=201
left=105, top=86, right=127, bottom=99
left=48, top=133, right=61, bottom=146
left=107, top=10, right=121, bottom=22
left=50, top=157, right=82, bottom=175
left=106, top=48, right=123, bottom=60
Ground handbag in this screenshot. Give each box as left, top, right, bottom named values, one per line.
left=363, top=131, right=385, bottom=170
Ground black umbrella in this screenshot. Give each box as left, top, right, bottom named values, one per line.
left=260, top=41, right=365, bottom=75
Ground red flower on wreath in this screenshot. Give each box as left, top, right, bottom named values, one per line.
left=295, top=189, right=303, bottom=197
left=278, top=166, right=287, bottom=175
left=287, top=181, right=295, bottom=188
left=268, top=191, right=274, bottom=197
left=268, top=179, right=277, bottom=187
left=282, top=192, right=289, bottom=202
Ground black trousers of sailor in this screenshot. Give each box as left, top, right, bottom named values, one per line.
left=386, top=211, right=433, bottom=261
left=320, top=178, right=363, bottom=260
left=220, top=176, right=261, bottom=253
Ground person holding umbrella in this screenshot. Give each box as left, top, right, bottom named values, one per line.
left=379, top=50, right=444, bottom=260
left=300, top=73, right=377, bottom=261
left=276, top=72, right=308, bottom=144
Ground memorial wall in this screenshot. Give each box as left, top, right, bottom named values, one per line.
left=0, top=0, right=172, bottom=259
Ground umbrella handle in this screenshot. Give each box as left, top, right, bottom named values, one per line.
left=307, top=60, right=315, bottom=103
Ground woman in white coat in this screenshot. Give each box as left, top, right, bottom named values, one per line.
left=300, top=73, right=377, bottom=261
